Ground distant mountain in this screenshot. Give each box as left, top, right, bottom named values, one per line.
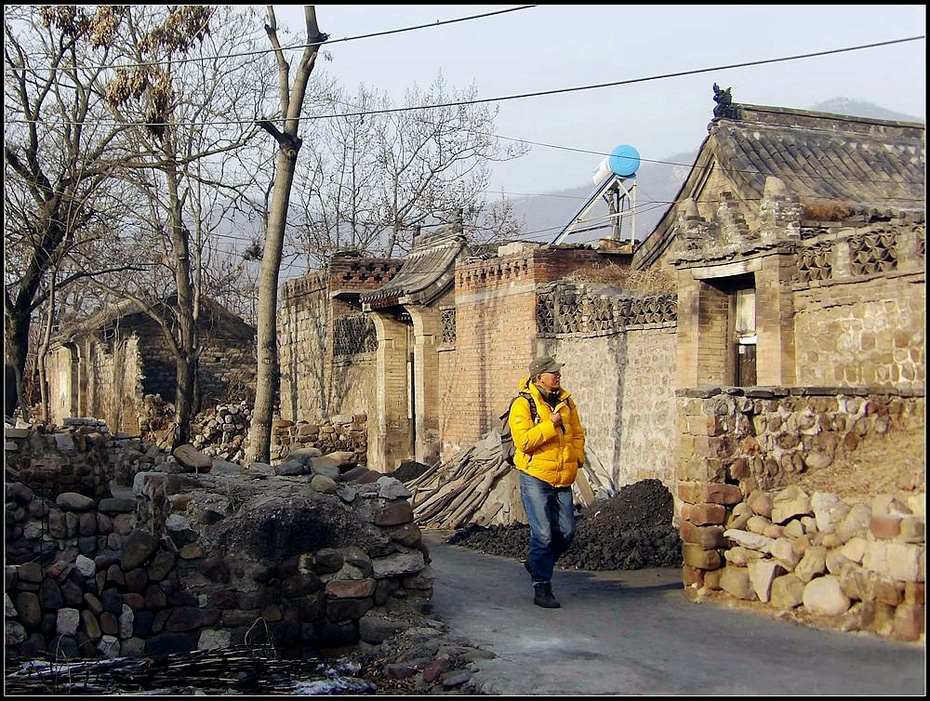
left=809, top=98, right=924, bottom=123
left=508, top=99, right=923, bottom=245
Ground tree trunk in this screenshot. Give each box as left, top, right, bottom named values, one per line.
left=165, top=162, right=198, bottom=449
left=36, top=275, right=58, bottom=422
left=248, top=149, right=298, bottom=462
left=246, top=6, right=325, bottom=464
left=174, top=351, right=195, bottom=447
left=4, top=210, right=64, bottom=419
left=4, top=306, right=31, bottom=419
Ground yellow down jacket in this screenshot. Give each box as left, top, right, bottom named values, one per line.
left=509, top=377, right=585, bottom=488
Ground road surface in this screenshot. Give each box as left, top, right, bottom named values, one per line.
left=423, top=532, right=926, bottom=696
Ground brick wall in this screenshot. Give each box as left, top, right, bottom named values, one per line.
left=279, top=260, right=396, bottom=426
left=279, top=273, right=335, bottom=420
left=443, top=251, right=538, bottom=457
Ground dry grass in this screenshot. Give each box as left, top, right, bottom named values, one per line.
left=624, top=266, right=677, bottom=293
left=567, top=262, right=676, bottom=293
left=792, top=428, right=925, bottom=504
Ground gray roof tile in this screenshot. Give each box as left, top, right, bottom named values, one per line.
left=634, top=101, right=925, bottom=269
left=359, top=227, right=469, bottom=309
left=711, top=104, right=925, bottom=210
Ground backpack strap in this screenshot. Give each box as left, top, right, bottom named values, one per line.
left=519, top=391, right=539, bottom=423
left=500, top=392, right=538, bottom=423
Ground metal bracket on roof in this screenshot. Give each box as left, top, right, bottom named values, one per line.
left=550, top=174, right=637, bottom=245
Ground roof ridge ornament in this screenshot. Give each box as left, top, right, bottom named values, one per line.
left=713, top=83, right=738, bottom=120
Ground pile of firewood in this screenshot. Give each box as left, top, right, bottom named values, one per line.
left=406, top=429, right=523, bottom=529
left=407, top=429, right=609, bottom=530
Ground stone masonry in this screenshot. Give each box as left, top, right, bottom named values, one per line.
left=5, top=419, right=434, bottom=663
left=676, top=386, right=925, bottom=641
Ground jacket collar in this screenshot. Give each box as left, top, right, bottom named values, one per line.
left=521, top=377, right=569, bottom=403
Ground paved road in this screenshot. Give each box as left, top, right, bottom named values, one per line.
left=423, top=532, right=926, bottom=696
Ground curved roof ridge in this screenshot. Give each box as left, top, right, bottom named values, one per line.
left=359, top=226, right=470, bottom=309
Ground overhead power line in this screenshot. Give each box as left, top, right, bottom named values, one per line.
left=306, top=36, right=925, bottom=122
left=3, top=5, right=539, bottom=73
left=5, top=35, right=924, bottom=131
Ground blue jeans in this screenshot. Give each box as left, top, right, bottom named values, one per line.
left=519, top=471, right=576, bottom=583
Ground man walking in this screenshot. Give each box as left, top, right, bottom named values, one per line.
left=509, top=355, right=586, bottom=608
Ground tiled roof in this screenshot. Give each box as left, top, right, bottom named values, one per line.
left=634, top=102, right=925, bottom=269
left=58, top=295, right=254, bottom=342
left=359, top=227, right=469, bottom=310
left=710, top=104, right=925, bottom=212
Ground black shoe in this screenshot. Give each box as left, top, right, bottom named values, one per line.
left=523, top=559, right=533, bottom=577
left=533, top=582, right=561, bottom=609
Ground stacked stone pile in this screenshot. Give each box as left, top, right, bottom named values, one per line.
left=682, top=481, right=925, bottom=641
left=3, top=417, right=156, bottom=500
left=4, top=427, right=436, bottom=666
left=186, top=402, right=369, bottom=467
left=189, top=400, right=252, bottom=458
left=267, top=413, right=369, bottom=465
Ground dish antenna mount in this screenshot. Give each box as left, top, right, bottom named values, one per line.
left=552, top=144, right=640, bottom=245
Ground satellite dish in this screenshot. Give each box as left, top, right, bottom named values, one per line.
left=608, top=144, right=640, bottom=178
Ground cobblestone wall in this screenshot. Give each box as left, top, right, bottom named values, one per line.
left=546, top=326, right=678, bottom=499
left=676, top=387, right=925, bottom=641
left=794, top=272, right=925, bottom=389
left=5, top=421, right=431, bottom=663
left=4, top=418, right=138, bottom=500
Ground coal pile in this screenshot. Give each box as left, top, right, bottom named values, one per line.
left=445, top=478, right=683, bottom=570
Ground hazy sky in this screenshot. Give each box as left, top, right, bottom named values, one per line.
left=273, top=5, right=926, bottom=197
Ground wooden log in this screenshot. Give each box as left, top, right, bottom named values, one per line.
left=444, top=463, right=509, bottom=528
left=472, top=498, right=503, bottom=526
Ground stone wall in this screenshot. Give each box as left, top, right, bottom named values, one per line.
left=789, top=223, right=925, bottom=391
left=278, top=271, right=332, bottom=422
left=676, top=387, right=925, bottom=641
left=4, top=418, right=134, bottom=500
left=199, top=341, right=257, bottom=404
left=47, top=338, right=145, bottom=433
left=793, top=262, right=925, bottom=390
left=86, top=336, right=141, bottom=432
left=5, top=421, right=432, bottom=663
left=47, top=310, right=257, bottom=435
left=548, top=318, right=679, bottom=499
left=527, top=278, right=681, bottom=500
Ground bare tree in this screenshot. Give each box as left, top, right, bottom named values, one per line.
left=287, top=76, right=528, bottom=268
left=96, top=5, right=272, bottom=447
left=246, top=6, right=327, bottom=463
left=5, top=6, right=272, bottom=443
left=378, top=75, right=527, bottom=257
left=3, top=6, right=138, bottom=418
